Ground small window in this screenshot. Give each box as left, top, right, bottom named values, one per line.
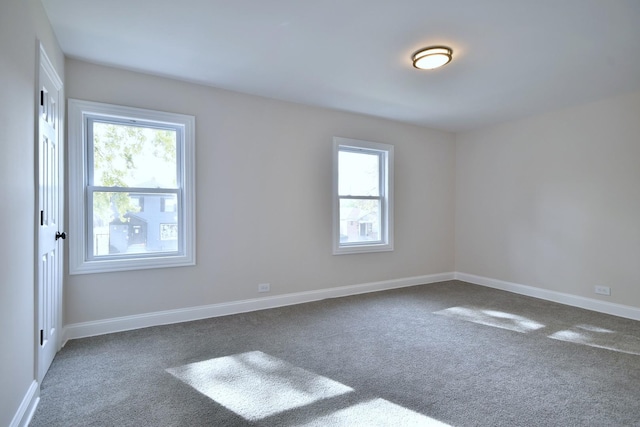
left=68, top=99, right=196, bottom=274
left=333, top=137, right=394, bottom=254
left=160, top=196, right=178, bottom=213
left=130, top=196, right=144, bottom=212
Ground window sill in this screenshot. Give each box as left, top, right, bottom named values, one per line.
left=333, top=243, right=394, bottom=255
left=69, top=254, right=195, bottom=275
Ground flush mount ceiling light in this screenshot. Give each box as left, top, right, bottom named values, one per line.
left=412, top=46, right=453, bottom=70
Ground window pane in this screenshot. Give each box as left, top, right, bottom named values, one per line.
left=338, top=151, right=380, bottom=196
left=339, top=198, right=381, bottom=244
left=92, top=121, right=177, bottom=188
left=92, top=192, right=179, bottom=256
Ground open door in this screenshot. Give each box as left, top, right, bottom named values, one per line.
left=36, top=43, right=64, bottom=383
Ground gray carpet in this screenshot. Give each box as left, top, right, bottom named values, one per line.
left=31, top=281, right=640, bottom=426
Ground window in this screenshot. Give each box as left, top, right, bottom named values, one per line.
left=333, top=137, right=394, bottom=254
left=130, top=195, right=144, bottom=212
left=68, top=99, right=196, bottom=274
left=161, top=196, right=177, bottom=212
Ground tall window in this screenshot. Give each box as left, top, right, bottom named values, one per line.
left=333, top=137, right=394, bottom=254
left=68, top=99, right=196, bottom=274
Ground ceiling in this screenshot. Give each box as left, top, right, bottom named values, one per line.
left=41, top=0, right=640, bottom=132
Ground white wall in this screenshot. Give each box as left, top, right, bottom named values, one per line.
left=0, top=0, right=64, bottom=425
left=456, top=90, right=640, bottom=308
left=64, top=59, right=456, bottom=325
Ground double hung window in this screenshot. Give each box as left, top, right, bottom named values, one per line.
left=333, top=137, right=394, bottom=254
left=68, top=99, right=195, bottom=274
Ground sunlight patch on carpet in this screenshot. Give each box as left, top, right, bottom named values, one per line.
left=434, top=306, right=545, bottom=333
left=166, top=351, right=353, bottom=421
left=549, top=324, right=640, bottom=355
left=299, top=398, right=451, bottom=427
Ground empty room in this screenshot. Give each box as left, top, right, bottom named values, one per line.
left=3, top=1, right=640, bottom=426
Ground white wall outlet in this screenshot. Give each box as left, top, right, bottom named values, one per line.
left=594, top=285, right=611, bottom=296
left=258, top=283, right=270, bottom=293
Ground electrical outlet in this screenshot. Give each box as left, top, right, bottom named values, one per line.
left=594, top=285, right=611, bottom=296
left=258, top=283, right=270, bottom=293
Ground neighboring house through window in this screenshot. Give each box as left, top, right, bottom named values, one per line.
left=333, top=137, right=394, bottom=254
left=68, top=99, right=196, bottom=274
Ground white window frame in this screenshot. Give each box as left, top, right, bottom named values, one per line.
left=333, top=137, right=394, bottom=255
left=68, top=99, right=196, bottom=274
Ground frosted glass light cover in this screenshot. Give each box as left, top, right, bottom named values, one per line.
left=412, top=47, right=452, bottom=70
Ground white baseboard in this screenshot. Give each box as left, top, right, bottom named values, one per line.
left=63, top=272, right=455, bottom=342
left=455, top=272, right=640, bottom=321
left=10, top=380, right=39, bottom=427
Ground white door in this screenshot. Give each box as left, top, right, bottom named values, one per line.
left=37, top=44, right=64, bottom=383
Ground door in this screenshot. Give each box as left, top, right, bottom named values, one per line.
left=37, top=44, right=63, bottom=383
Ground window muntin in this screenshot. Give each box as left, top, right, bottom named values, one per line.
left=333, top=137, right=394, bottom=254
left=68, top=99, right=195, bottom=274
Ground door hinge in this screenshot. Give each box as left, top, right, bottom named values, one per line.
left=40, top=210, right=44, bottom=226
left=40, top=329, right=44, bottom=346
left=40, top=90, right=44, bottom=106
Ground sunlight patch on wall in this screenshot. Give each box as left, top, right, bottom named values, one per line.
left=298, top=398, right=450, bottom=427
left=166, top=351, right=353, bottom=421
left=434, top=306, right=545, bottom=333
left=549, top=324, right=640, bottom=356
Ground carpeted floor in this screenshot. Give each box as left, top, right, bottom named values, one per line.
left=31, top=280, right=640, bottom=426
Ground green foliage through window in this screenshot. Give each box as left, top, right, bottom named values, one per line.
left=91, top=121, right=177, bottom=224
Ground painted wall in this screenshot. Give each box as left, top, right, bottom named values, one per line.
left=0, top=0, right=64, bottom=425
left=64, top=59, right=456, bottom=325
left=456, top=90, right=640, bottom=308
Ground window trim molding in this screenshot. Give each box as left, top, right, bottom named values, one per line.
left=332, top=137, right=394, bottom=255
left=68, top=99, right=196, bottom=274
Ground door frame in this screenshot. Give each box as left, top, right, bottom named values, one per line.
left=35, top=41, right=64, bottom=384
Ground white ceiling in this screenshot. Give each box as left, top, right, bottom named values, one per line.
left=41, top=0, right=640, bottom=132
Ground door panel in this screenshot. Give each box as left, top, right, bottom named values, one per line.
left=37, top=44, right=63, bottom=383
